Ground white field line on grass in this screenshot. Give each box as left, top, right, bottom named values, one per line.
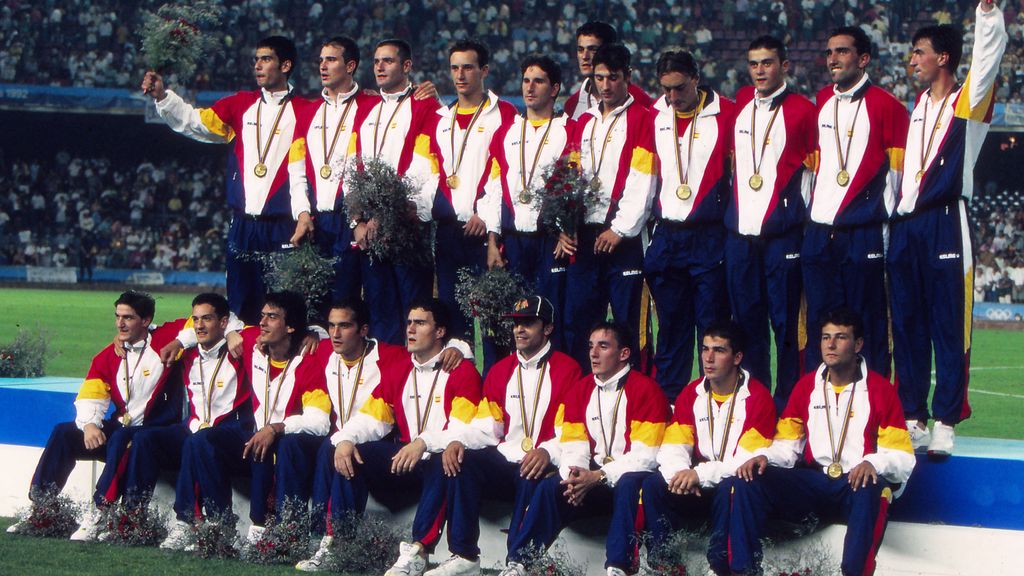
left=927, top=366, right=1024, bottom=399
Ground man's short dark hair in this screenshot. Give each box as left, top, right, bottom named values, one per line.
left=521, top=53, right=562, bottom=86
left=748, top=35, right=788, bottom=63
left=912, top=24, right=963, bottom=72
left=324, top=36, right=360, bottom=69
left=589, top=321, right=632, bottom=352
left=377, top=38, right=412, bottom=63
left=409, top=298, right=452, bottom=340
left=821, top=307, right=864, bottom=341
left=257, top=36, right=298, bottom=77
left=576, top=21, right=618, bottom=44
left=264, top=291, right=308, bottom=347
left=592, top=43, right=631, bottom=75
left=703, top=319, right=747, bottom=356
left=656, top=48, right=700, bottom=79
left=449, top=39, right=490, bottom=68
left=829, top=26, right=873, bottom=58
left=116, top=290, right=155, bottom=322
left=192, top=292, right=229, bottom=319
left=330, top=297, right=371, bottom=329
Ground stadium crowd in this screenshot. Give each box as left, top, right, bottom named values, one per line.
left=0, top=152, right=230, bottom=273
left=3, top=0, right=1024, bottom=101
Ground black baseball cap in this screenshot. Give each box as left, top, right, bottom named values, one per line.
left=505, top=295, right=555, bottom=325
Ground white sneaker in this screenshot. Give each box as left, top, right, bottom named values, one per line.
left=385, top=541, right=428, bottom=576
left=246, top=524, right=267, bottom=545
left=295, top=535, right=334, bottom=572
left=160, top=520, right=194, bottom=551
left=498, top=562, right=527, bottom=576
left=928, top=422, right=956, bottom=456
left=906, top=420, right=931, bottom=452
left=424, top=554, right=481, bottom=576
left=69, top=508, right=105, bottom=542
left=607, top=568, right=629, bottom=576
left=6, top=519, right=28, bottom=534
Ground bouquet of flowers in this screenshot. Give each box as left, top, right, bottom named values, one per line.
left=320, top=512, right=406, bottom=574
left=454, top=267, right=530, bottom=348
left=530, top=156, right=599, bottom=238
left=140, top=2, right=224, bottom=80
left=0, top=327, right=48, bottom=377
left=9, top=485, right=79, bottom=538
left=244, top=242, right=336, bottom=322
left=344, top=157, right=433, bottom=267
left=643, top=528, right=708, bottom=576
left=99, top=496, right=168, bottom=547
left=193, top=510, right=239, bottom=559
left=241, top=499, right=310, bottom=565
left=517, top=542, right=587, bottom=576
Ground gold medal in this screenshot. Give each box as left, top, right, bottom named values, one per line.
left=446, top=174, right=461, bottom=189
left=590, top=176, right=602, bottom=190
left=676, top=184, right=692, bottom=200
left=319, top=165, right=332, bottom=179
left=826, top=461, right=844, bottom=479
left=521, top=437, right=534, bottom=452
left=120, top=413, right=132, bottom=426
left=837, top=169, right=850, bottom=187
left=748, top=173, right=763, bottom=191
left=198, top=422, right=211, bottom=430
left=253, top=163, right=268, bottom=178
left=915, top=169, right=924, bottom=183
left=602, top=456, right=614, bottom=464
left=518, top=192, right=532, bottom=204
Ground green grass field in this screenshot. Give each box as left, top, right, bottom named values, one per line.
left=1, top=287, right=1022, bottom=440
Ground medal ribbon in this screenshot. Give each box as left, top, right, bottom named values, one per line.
left=588, top=107, right=625, bottom=184
left=516, top=360, right=547, bottom=444
left=372, top=87, right=411, bottom=158
left=821, top=369, right=857, bottom=470
left=919, top=87, right=955, bottom=179
left=448, top=99, right=489, bottom=183
left=519, top=116, right=554, bottom=193
left=263, top=356, right=294, bottom=427
left=706, top=371, right=743, bottom=462
left=749, top=98, right=783, bottom=179
left=321, top=93, right=357, bottom=175
left=595, top=378, right=626, bottom=462
left=197, top=346, right=228, bottom=425
left=255, top=93, right=292, bottom=171
left=336, top=342, right=368, bottom=426
left=833, top=94, right=864, bottom=179
left=121, top=340, right=147, bottom=418
left=673, top=91, right=707, bottom=192
left=413, top=365, right=443, bottom=435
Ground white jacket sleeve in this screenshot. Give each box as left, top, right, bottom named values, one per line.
left=154, top=90, right=235, bottom=144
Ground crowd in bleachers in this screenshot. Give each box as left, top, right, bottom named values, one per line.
left=0, top=151, right=229, bottom=275
left=972, top=194, right=1024, bottom=303
left=2, top=1, right=1024, bottom=103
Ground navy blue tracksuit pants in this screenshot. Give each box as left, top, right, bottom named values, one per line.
left=31, top=420, right=142, bottom=508
left=802, top=222, right=890, bottom=377
left=644, top=222, right=729, bottom=401
left=502, top=231, right=568, bottom=351
left=508, top=471, right=649, bottom=571
left=226, top=214, right=296, bottom=325
left=314, top=210, right=364, bottom=314
left=329, top=440, right=449, bottom=552
left=445, top=447, right=547, bottom=559
left=722, top=467, right=892, bottom=576
left=362, top=221, right=434, bottom=346
left=725, top=229, right=804, bottom=413
left=638, top=473, right=730, bottom=574
left=563, top=227, right=645, bottom=371
left=888, top=201, right=973, bottom=425
left=122, top=423, right=191, bottom=510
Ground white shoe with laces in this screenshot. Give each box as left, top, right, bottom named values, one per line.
left=69, top=507, right=105, bottom=542
left=906, top=420, right=931, bottom=452
left=498, top=562, right=527, bottom=576
left=160, top=519, right=194, bottom=551
left=607, top=567, right=629, bottom=576
left=6, top=518, right=28, bottom=534
left=423, top=554, right=481, bottom=576
left=928, top=422, right=956, bottom=456
left=295, top=535, right=334, bottom=572
left=246, top=524, right=267, bottom=545
left=384, top=541, right=428, bottom=576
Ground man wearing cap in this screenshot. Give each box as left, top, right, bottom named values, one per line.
left=432, top=296, right=582, bottom=576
